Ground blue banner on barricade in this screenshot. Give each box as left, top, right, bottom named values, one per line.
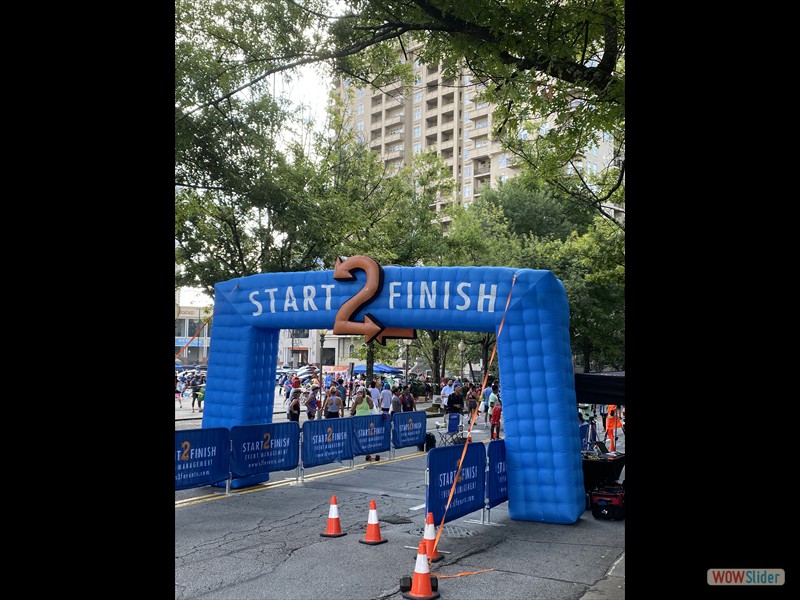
left=301, top=418, right=354, bottom=468
left=175, top=428, right=230, bottom=491
left=230, top=422, right=300, bottom=478
left=426, top=442, right=486, bottom=524
left=391, top=411, right=427, bottom=449
left=350, top=415, right=391, bottom=456
left=486, top=439, right=508, bottom=508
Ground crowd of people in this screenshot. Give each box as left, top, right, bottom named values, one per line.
left=277, top=373, right=422, bottom=422
left=176, top=371, right=206, bottom=413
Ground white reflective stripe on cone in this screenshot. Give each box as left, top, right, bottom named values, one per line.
left=414, top=551, right=430, bottom=574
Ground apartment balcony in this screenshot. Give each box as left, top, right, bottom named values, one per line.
left=427, top=80, right=439, bottom=94
left=474, top=163, right=491, bottom=177
left=371, top=95, right=383, bottom=108
left=426, top=98, right=438, bottom=111
left=441, top=91, right=455, bottom=106
left=385, top=149, right=405, bottom=161
left=472, top=142, right=491, bottom=159
left=439, top=138, right=454, bottom=152
left=384, top=131, right=404, bottom=144
left=384, top=112, right=405, bottom=126
left=469, top=105, right=490, bottom=120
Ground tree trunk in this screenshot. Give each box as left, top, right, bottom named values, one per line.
left=582, top=339, right=591, bottom=372
left=367, top=340, right=375, bottom=382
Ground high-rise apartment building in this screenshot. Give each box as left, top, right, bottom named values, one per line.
left=335, top=48, right=622, bottom=226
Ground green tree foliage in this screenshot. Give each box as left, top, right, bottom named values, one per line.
left=518, top=216, right=625, bottom=370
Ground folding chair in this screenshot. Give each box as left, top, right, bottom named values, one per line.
left=436, top=413, right=466, bottom=446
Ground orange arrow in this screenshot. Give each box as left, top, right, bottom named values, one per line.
left=334, top=313, right=385, bottom=343
left=374, top=326, right=416, bottom=345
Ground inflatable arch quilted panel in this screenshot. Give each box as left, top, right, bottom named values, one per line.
left=202, top=259, right=584, bottom=523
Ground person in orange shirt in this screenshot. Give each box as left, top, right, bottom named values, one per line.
left=604, top=404, right=623, bottom=450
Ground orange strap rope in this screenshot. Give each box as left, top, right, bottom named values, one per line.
left=432, top=568, right=495, bottom=579
left=175, top=283, right=240, bottom=360
left=431, top=274, right=517, bottom=556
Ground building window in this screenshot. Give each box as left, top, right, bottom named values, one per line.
left=391, top=144, right=404, bottom=152
left=464, top=148, right=469, bottom=160
left=464, top=110, right=469, bottom=123
left=499, top=174, right=508, bottom=184
left=414, top=74, right=422, bottom=84
left=539, top=123, right=550, bottom=136
left=464, top=129, right=469, bottom=140
left=464, top=92, right=470, bottom=103
left=413, top=107, right=421, bottom=120
left=414, top=91, right=422, bottom=103
left=463, top=74, right=471, bottom=85
left=357, top=88, right=365, bottom=99
left=475, top=139, right=489, bottom=148
left=357, top=103, right=364, bottom=115
left=463, top=165, right=472, bottom=177
left=476, top=120, right=488, bottom=129
left=476, top=102, right=489, bottom=109
left=356, top=120, right=364, bottom=131
left=413, top=142, right=421, bottom=154
left=413, top=125, right=421, bottom=138
left=290, top=329, right=309, bottom=339
left=463, top=183, right=472, bottom=197
left=175, top=319, right=187, bottom=337
left=518, top=129, right=529, bottom=140
left=498, top=154, right=509, bottom=168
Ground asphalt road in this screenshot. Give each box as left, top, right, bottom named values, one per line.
left=175, top=390, right=625, bottom=599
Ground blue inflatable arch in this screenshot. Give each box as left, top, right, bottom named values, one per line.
left=204, top=259, right=585, bottom=524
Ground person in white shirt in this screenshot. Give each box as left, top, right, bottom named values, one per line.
left=368, top=380, right=382, bottom=412
left=440, top=379, right=454, bottom=409
left=378, top=382, right=393, bottom=413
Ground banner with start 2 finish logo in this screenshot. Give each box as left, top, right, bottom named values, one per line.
left=426, top=442, right=486, bottom=524
left=301, top=418, right=354, bottom=468
left=230, top=422, right=300, bottom=478
left=175, top=428, right=230, bottom=490
left=391, top=411, right=427, bottom=449
left=350, top=414, right=390, bottom=456
left=486, top=439, right=508, bottom=508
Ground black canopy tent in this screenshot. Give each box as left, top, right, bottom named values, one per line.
left=574, top=371, right=625, bottom=405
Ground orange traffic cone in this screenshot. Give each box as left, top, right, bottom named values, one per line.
left=421, top=512, right=443, bottom=562
left=320, top=495, right=347, bottom=538
left=401, top=541, right=440, bottom=600
left=359, top=499, right=387, bottom=545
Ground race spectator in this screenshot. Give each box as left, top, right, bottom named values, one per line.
left=368, top=380, right=382, bottom=412
left=491, top=398, right=502, bottom=439
left=305, top=385, right=320, bottom=420
left=378, top=382, right=392, bottom=414
left=288, top=389, right=302, bottom=422
left=440, top=379, right=454, bottom=410
left=336, top=378, right=348, bottom=409
left=350, top=389, right=373, bottom=417
left=465, top=382, right=480, bottom=422
left=447, top=384, right=464, bottom=414
left=401, top=386, right=416, bottom=412
left=323, top=386, right=343, bottom=418
left=390, top=386, right=402, bottom=416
